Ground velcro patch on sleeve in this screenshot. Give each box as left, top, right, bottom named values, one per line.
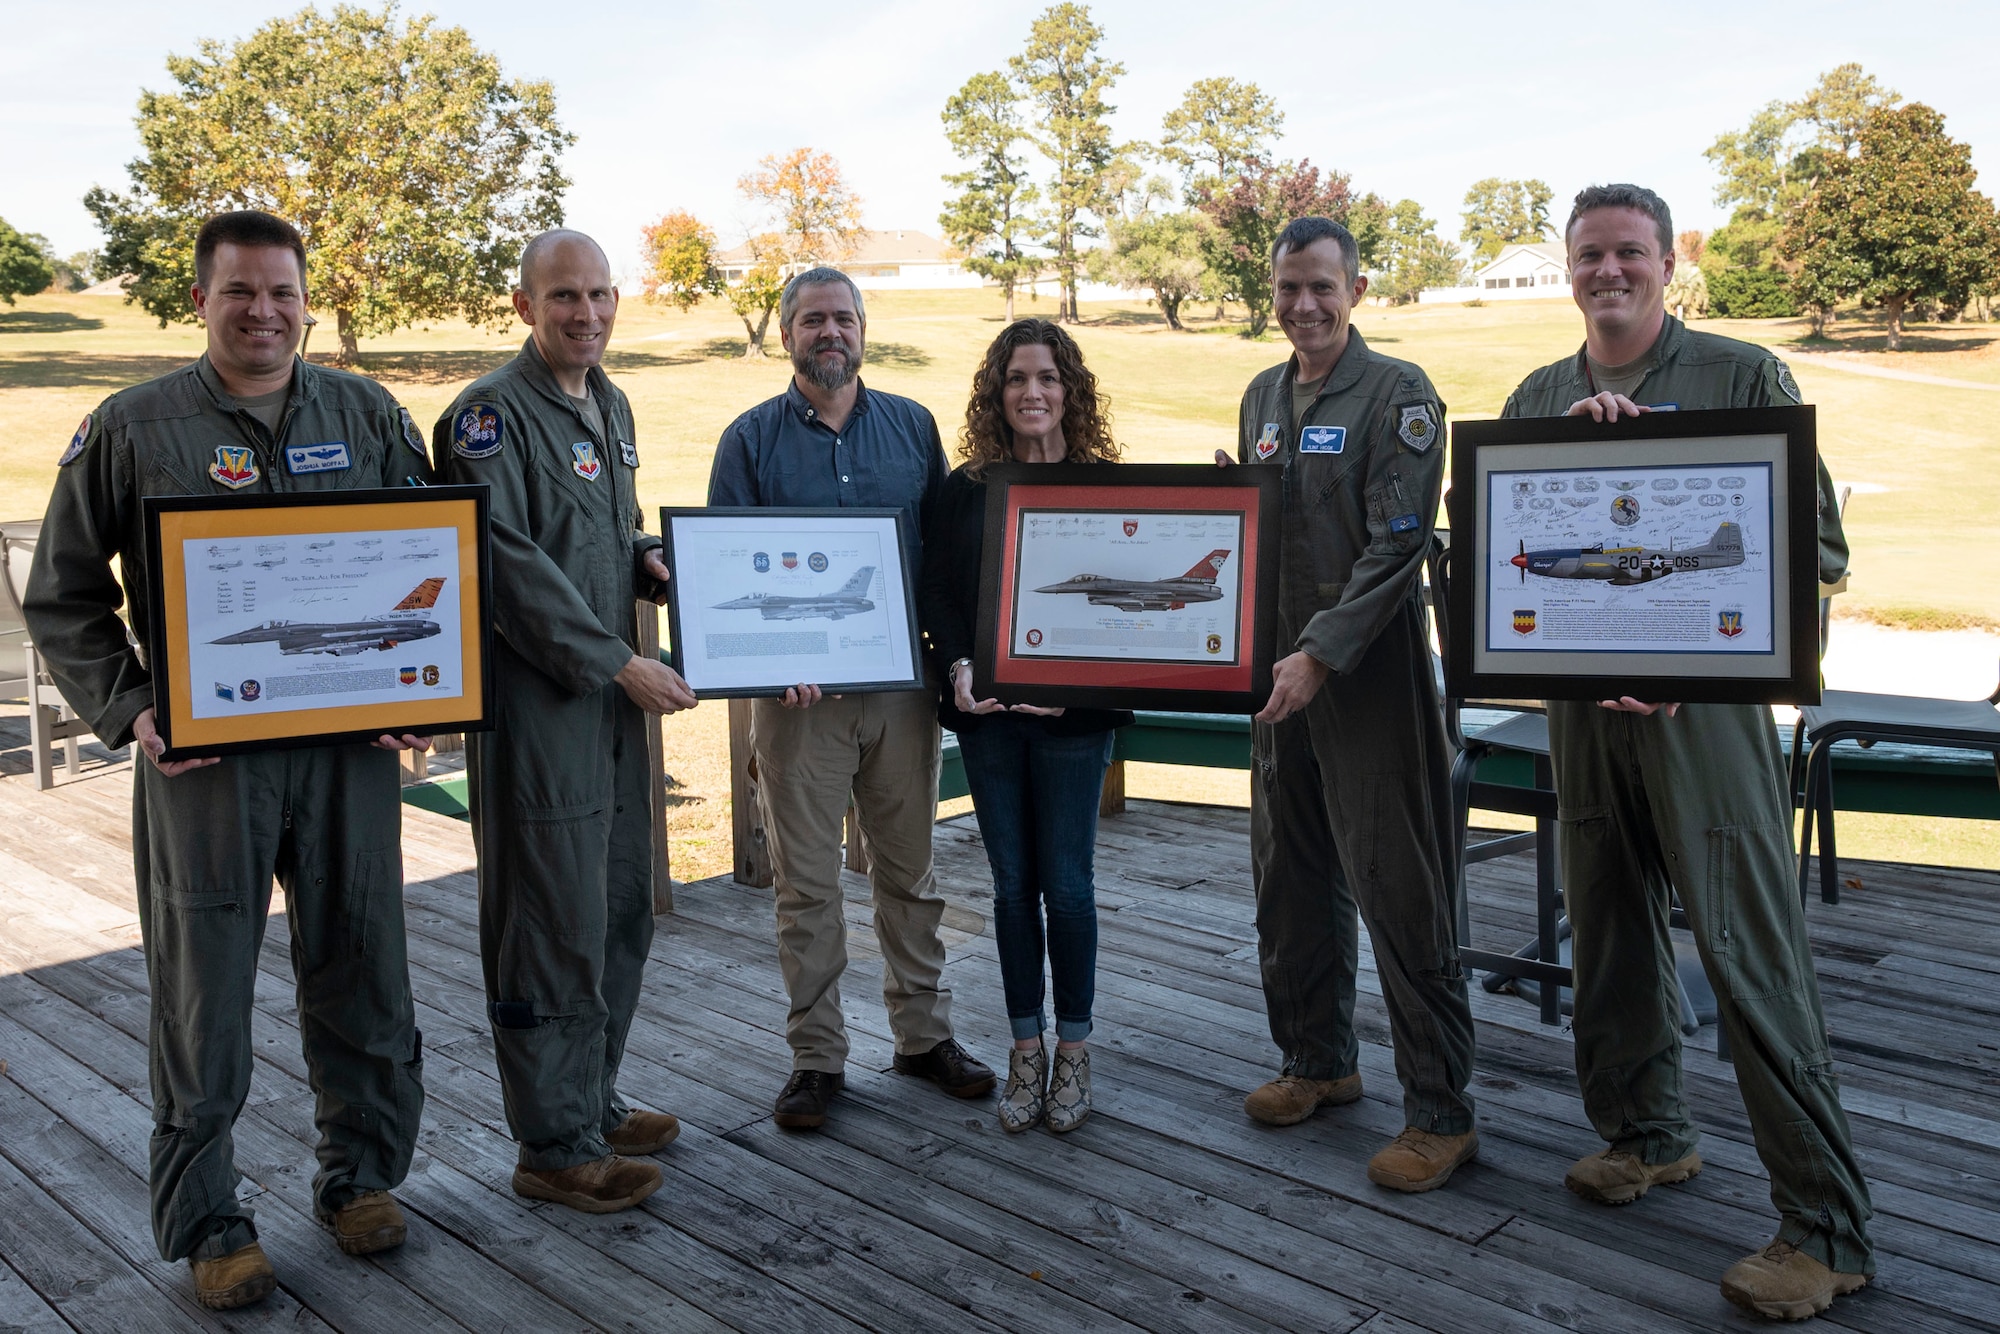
left=59, top=414, right=92, bottom=466
left=399, top=406, right=428, bottom=458
left=1396, top=403, right=1437, bottom=452
left=451, top=401, right=504, bottom=458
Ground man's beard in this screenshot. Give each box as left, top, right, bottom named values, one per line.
left=794, top=338, right=859, bottom=393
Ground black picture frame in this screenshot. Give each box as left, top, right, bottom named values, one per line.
left=659, top=506, right=926, bottom=698
left=142, top=485, right=494, bottom=760
left=1445, top=405, right=1821, bottom=705
left=973, top=462, right=1284, bottom=714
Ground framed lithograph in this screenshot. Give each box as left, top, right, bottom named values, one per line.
left=142, top=487, right=493, bottom=759
left=973, top=463, right=1283, bottom=713
left=659, top=507, right=924, bottom=697
left=1445, top=405, right=1821, bottom=705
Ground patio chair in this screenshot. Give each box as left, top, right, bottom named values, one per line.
left=1792, top=674, right=2000, bottom=905
left=1, top=520, right=97, bottom=789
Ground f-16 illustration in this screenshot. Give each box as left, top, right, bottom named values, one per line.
left=1509, top=522, right=1744, bottom=587
left=209, top=578, right=446, bottom=656
left=1034, top=549, right=1232, bottom=613
left=208, top=559, right=242, bottom=571
left=400, top=549, right=439, bottom=561
left=711, top=566, right=876, bottom=621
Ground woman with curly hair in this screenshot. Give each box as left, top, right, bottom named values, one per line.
left=919, top=318, right=1130, bottom=1135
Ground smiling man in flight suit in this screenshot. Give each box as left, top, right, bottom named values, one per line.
left=1501, top=183, right=1870, bottom=1322
left=435, top=228, right=696, bottom=1213
left=25, top=210, right=431, bottom=1310
left=1225, top=216, right=1479, bottom=1193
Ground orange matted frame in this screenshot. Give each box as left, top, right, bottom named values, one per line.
left=143, top=487, right=492, bottom=759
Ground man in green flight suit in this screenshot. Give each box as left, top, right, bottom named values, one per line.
left=1501, top=183, right=1871, bottom=1322
left=435, top=228, right=695, bottom=1213
left=25, top=211, right=431, bottom=1310
left=1223, top=217, right=1479, bottom=1193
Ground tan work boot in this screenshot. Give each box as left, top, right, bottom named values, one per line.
left=606, top=1109, right=681, bottom=1156
left=189, top=1240, right=276, bottom=1310
left=512, top=1155, right=662, bottom=1214
left=1721, top=1240, right=1869, bottom=1321
left=1366, top=1127, right=1479, bottom=1193
left=1243, top=1073, right=1363, bottom=1126
left=327, top=1190, right=406, bottom=1255
left=1564, top=1147, right=1702, bottom=1205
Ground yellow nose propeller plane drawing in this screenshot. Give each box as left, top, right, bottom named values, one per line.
left=1509, top=522, right=1745, bottom=587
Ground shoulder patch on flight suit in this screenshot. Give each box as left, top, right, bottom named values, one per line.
left=571, top=441, right=602, bottom=481
left=1255, top=422, right=1280, bottom=459
left=209, top=444, right=260, bottom=489
left=618, top=438, right=639, bottom=468
left=1299, top=425, right=1346, bottom=454
left=59, top=414, right=91, bottom=465
left=1773, top=360, right=1803, bottom=404
left=398, top=406, right=427, bottom=458
left=1396, top=403, right=1437, bottom=452
left=452, top=401, right=504, bottom=459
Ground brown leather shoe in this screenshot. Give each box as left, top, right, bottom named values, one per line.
left=1366, top=1127, right=1479, bottom=1193
left=1721, top=1240, right=1869, bottom=1320
left=774, top=1070, right=845, bottom=1129
left=1243, top=1073, right=1363, bottom=1126
left=327, top=1190, right=406, bottom=1255
left=511, top=1155, right=661, bottom=1214
left=1564, top=1147, right=1702, bottom=1205
left=893, top=1039, right=997, bottom=1098
left=606, top=1109, right=681, bottom=1156
left=190, top=1240, right=275, bottom=1310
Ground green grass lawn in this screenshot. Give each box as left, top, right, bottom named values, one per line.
left=5, top=287, right=1996, bottom=877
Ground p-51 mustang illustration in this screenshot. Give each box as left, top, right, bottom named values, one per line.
left=1034, top=549, right=1231, bottom=612
left=712, top=566, right=876, bottom=621
left=209, top=578, right=446, bottom=656
left=1509, top=522, right=1744, bottom=586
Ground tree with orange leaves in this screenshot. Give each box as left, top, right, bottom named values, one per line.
left=737, top=148, right=866, bottom=269
left=638, top=210, right=723, bottom=311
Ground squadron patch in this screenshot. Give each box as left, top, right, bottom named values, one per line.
left=398, top=406, right=427, bottom=459
left=572, top=441, right=602, bottom=481
left=209, top=445, right=260, bottom=489
left=1397, top=403, right=1437, bottom=452
left=618, top=438, right=639, bottom=468
left=1774, top=361, right=1803, bottom=404
left=59, top=414, right=92, bottom=466
left=452, top=402, right=504, bottom=459
left=1256, top=422, right=1280, bottom=460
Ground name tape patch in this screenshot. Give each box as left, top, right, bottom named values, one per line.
left=618, top=438, right=639, bottom=468
left=285, top=441, right=351, bottom=475
left=1299, top=425, right=1346, bottom=454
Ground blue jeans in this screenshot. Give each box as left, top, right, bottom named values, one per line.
left=956, top=718, right=1113, bottom=1043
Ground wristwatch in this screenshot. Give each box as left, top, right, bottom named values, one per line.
left=949, top=657, right=973, bottom=682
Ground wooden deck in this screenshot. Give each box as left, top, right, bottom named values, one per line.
left=2, top=713, right=1998, bottom=1332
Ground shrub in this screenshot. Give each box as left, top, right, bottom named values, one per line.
left=1708, top=267, right=1798, bottom=318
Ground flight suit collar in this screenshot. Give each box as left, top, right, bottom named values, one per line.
left=191, top=352, right=318, bottom=415
left=783, top=375, right=874, bottom=430
left=1283, top=328, right=1373, bottom=408
left=1569, top=313, right=1684, bottom=394
left=511, top=337, right=617, bottom=438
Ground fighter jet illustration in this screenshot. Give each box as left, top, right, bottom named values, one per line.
left=209, top=577, right=446, bottom=656
left=1509, top=522, right=1744, bottom=587
left=712, top=566, right=876, bottom=621
left=1034, top=549, right=1232, bottom=612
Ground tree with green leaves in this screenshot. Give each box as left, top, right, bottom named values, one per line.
left=1011, top=3, right=1125, bottom=323
left=83, top=4, right=571, bottom=362
left=1783, top=102, right=2000, bottom=347
left=1373, top=200, right=1460, bottom=306
left=1197, top=159, right=1384, bottom=337
left=1094, top=179, right=1207, bottom=328
left=0, top=218, right=56, bottom=305
left=726, top=235, right=787, bottom=359
left=639, top=210, right=723, bottom=312
left=1459, top=178, right=1553, bottom=263
left=1158, top=77, right=1283, bottom=202
left=939, top=70, right=1042, bottom=323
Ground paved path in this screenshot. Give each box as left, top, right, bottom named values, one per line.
left=1788, top=350, right=2000, bottom=392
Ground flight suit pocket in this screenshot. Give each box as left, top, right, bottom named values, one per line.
left=1703, top=820, right=1808, bottom=1001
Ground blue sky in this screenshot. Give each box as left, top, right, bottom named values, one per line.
left=7, top=0, right=1995, bottom=279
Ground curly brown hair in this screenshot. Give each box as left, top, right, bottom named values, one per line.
left=960, top=319, right=1121, bottom=477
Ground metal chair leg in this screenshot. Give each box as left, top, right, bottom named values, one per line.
left=1816, top=744, right=1841, bottom=905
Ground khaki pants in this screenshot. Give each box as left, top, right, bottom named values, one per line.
left=752, top=689, right=951, bottom=1070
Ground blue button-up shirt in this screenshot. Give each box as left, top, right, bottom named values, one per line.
left=707, top=378, right=948, bottom=573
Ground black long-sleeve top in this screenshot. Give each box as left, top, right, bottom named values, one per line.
left=919, top=463, right=1133, bottom=737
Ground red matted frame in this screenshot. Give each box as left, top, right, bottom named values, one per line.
left=972, top=463, right=1282, bottom=714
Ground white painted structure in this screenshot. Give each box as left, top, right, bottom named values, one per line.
left=714, top=228, right=1137, bottom=301
left=1418, top=240, right=1570, bottom=304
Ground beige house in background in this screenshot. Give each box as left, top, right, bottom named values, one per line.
left=714, top=229, right=984, bottom=291
left=1418, top=240, right=1570, bottom=304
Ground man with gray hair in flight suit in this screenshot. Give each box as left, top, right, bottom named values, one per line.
left=26, top=210, right=429, bottom=1310
left=436, top=228, right=696, bottom=1213
left=1225, top=216, right=1479, bottom=1194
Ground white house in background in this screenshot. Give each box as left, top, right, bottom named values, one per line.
left=1417, top=240, right=1571, bottom=304
left=714, top=229, right=982, bottom=291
